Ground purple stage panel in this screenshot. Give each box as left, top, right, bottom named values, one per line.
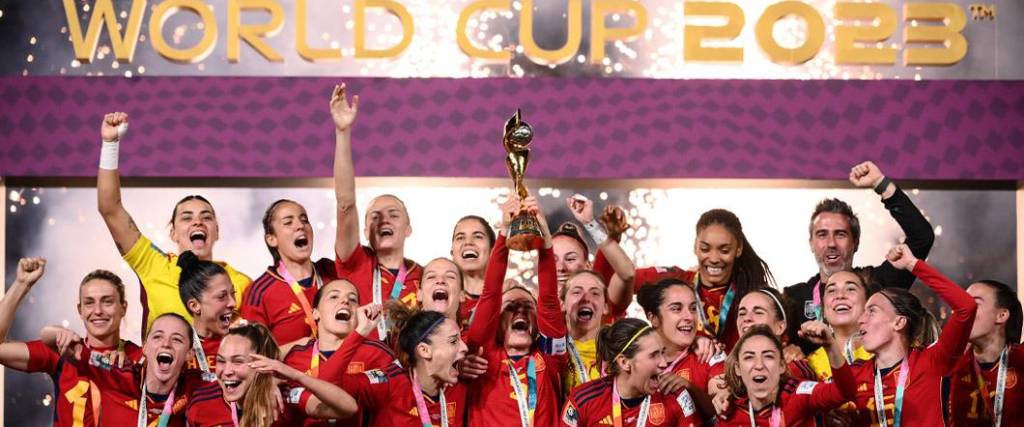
left=1, top=76, right=1022, bottom=180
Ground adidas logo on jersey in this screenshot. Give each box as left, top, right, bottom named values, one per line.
left=858, top=383, right=868, bottom=392
left=288, top=303, right=302, bottom=314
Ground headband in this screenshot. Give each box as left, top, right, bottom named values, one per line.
left=415, top=316, right=447, bottom=344
left=613, top=325, right=652, bottom=360
left=757, top=289, right=787, bottom=324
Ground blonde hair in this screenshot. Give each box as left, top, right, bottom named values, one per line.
left=226, top=323, right=281, bottom=427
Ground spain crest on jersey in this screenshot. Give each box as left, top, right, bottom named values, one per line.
left=648, top=402, right=666, bottom=424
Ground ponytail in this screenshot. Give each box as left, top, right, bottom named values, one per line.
left=176, top=250, right=228, bottom=316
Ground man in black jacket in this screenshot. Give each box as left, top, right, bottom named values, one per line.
left=784, top=161, right=935, bottom=353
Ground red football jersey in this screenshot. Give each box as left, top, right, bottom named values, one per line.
left=335, top=245, right=422, bottom=340
left=184, top=380, right=313, bottom=427
left=846, top=261, right=976, bottom=426
left=465, top=237, right=567, bottom=427
left=666, top=350, right=725, bottom=394
left=23, top=340, right=143, bottom=427
left=561, top=376, right=700, bottom=427
left=459, top=293, right=481, bottom=329
left=634, top=267, right=742, bottom=352
left=284, top=336, right=396, bottom=427
left=72, top=348, right=207, bottom=427
left=947, top=344, right=1024, bottom=427
left=241, top=258, right=337, bottom=345
left=715, top=364, right=857, bottom=427
left=187, top=334, right=221, bottom=373
left=339, top=363, right=468, bottom=427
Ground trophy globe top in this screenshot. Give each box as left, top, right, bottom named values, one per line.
left=503, top=109, right=534, bottom=151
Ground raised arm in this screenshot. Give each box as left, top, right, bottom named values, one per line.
left=533, top=199, right=565, bottom=340
left=465, top=197, right=515, bottom=349
left=887, top=244, right=976, bottom=374
left=0, top=258, right=46, bottom=370
left=849, top=161, right=934, bottom=289
left=96, top=113, right=143, bottom=255
left=567, top=198, right=634, bottom=313
left=317, top=304, right=382, bottom=383
left=332, top=84, right=362, bottom=261
left=249, top=353, right=358, bottom=419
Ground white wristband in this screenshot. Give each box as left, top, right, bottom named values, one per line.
left=99, top=140, right=119, bottom=170
left=583, top=220, right=608, bottom=244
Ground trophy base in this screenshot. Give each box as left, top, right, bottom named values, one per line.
left=507, top=212, right=544, bottom=252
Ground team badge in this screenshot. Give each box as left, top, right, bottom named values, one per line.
left=648, top=402, right=666, bottom=424
left=561, top=403, right=579, bottom=427
left=364, top=369, right=388, bottom=384
left=346, top=362, right=365, bottom=374
left=803, top=301, right=818, bottom=319
left=796, top=381, right=818, bottom=395
left=677, top=368, right=691, bottom=381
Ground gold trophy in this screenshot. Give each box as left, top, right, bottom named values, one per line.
left=503, top=109, right=544, bottom=251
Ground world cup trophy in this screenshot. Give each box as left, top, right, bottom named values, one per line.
left=503, top=109, right=544, bottom=251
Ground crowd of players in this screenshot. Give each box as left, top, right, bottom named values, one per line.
left=0, top=83, right=1019, bottom=426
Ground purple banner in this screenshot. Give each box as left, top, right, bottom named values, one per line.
left=1, top=76, right=1022, bottom=180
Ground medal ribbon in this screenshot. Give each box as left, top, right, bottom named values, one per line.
left=507, top=356, right=538, bottom=427
left=411, top=371, right=448, bottom=427
left=310, top=340, right=322, bottom=377
left=811, top=279, right=823, bottom=321
left=137, top=382, right=176, bottom=427
left=230, top=402, right=239, bottom=427
left=611, top=379, right=650, bottom=427
left=373, top=262, right=409, bottom=338
left=277, top=261, right=321, bottom=339
left=972, top=346, right=1008, bottom=427
left=747, top=401, right=784, bottom=427
left=567, top=337, right=590, bottom=384
left=693, top=273, right=736, bottom=339
left=873, top=358, right=909, bottom=427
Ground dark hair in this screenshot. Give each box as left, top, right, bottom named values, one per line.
left=726, top=324, right=787, bottom=399
left=313, top=279, right=359, bottom=309
left=695, top=209, right=776, bottom=295
left=597, top=318, right=655, bottom=376
left=149, top=312, right=195, bottom=346
left=809, top=198, right=861, bottom=243
left=388, top=302, right=447, bottom=369
left=817, top=269, right=878, bottom=304
left=748, top=287, right=788, bottom=324
left=637, top=278, right=695, bottom=318
left=226, top=323, right=280, bottom=427
left=177, top=250, right=229, bottom=316
left=452, top=215, right=496, bottom=248
left=877, top=288, right=938, bottom=348
left=261, top=199, right=301, bottom=264
left=974, top=280, right=1023, bottom=345
left=553, top=222, right=590, bottom=259
left=79, top=269, right=127, bottom=304
left=168, top=194, right=215, bottom=227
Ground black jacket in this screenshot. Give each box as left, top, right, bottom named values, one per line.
left=783, top=185, right=935, bottom=353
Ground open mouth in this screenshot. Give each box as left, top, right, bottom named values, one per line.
left=460, top=248, right=479, bottom=260
left=752, top=375, right=768, bottom=384
left=90, top=318, right=110, bottom=327
left=190, top=230, right=207, bottom=248
left=577, top=307, right=594, bottom=323
left=335, top=308, right=352, bottom=322
left=378, top=227, right=394, bottom=237
left=511, top=318, right=530, bottom=332
left=221, top=379, right=241, bottom=393
left=294, top=235, right=309, bottom=249
left=705, top=266, right=724, bottom=275
left=832, top=304, right=851, bottom=313
left=156, top=351, right=174, bottom=368
left=432, top=288, right=450, bottom=303
left=824, top=253, right=841, bottom=264
left=677, top=323, right=694, bottom=334
left=219, top=312, right=234, bottom=325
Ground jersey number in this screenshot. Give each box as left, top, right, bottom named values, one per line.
left=64, top=380, right=90, bottom=427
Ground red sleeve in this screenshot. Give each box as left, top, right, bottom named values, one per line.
left=362, top=344, right=396, bottom=371
left=537, top=246, right=566, bottom=339
left=592, top=249, right=615, bottom=285
left=318, top=333, right=367, bottom=384
left=339, top=370, right=391, bottom=411
left=802, top=363, right=857, bottom=412
left=560, top=393, right=584, bottom=427
left=336, top=244, right=372, bottom=275
left=24, top=340, right=59, bottom=373
left=633, top=267, right=661, bottom=293
left=466, top=234, right=508, bottom=349
left=913, top=261, right=977, bottom=375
